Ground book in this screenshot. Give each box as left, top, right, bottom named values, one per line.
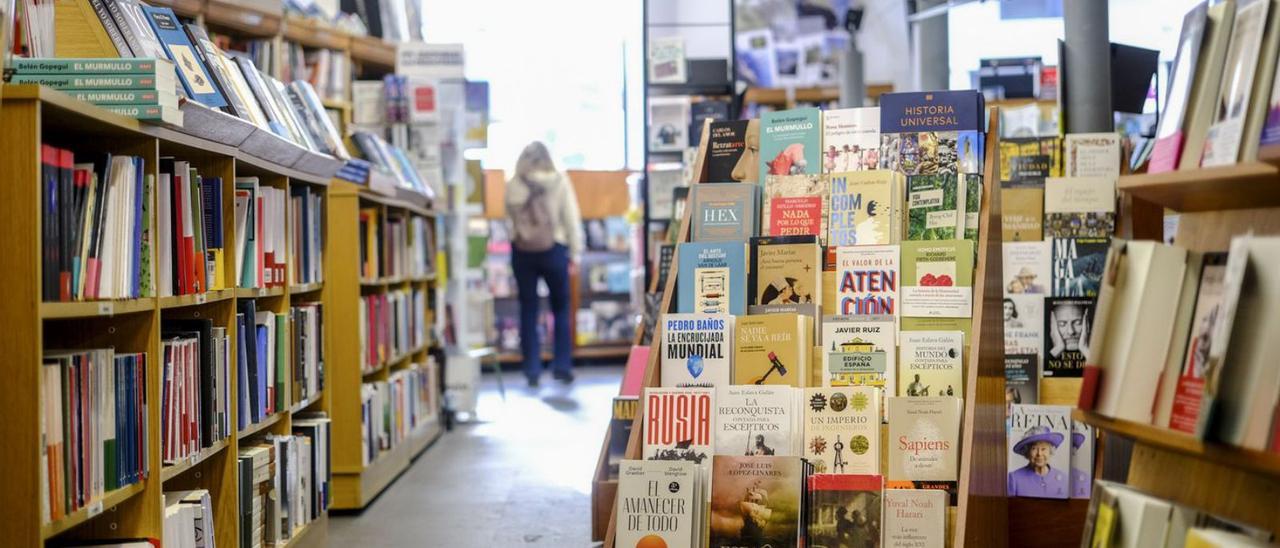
left=734, top=313, right=811, bottom=387
left=715, top=385, right=800, bottom=456
left=689, top=183, right=759, bottom=242
left=10, top=57, right=162, bottom=73
left=103, top=104, right=182, bottom=124
left=1004, top=294, right=1044, bottom=357
left=615, top=460, right=699, bottom=548
left=1201, top=0, right=1275, bottom=166
left=1180, top=2, right=1240, bottom=170
left=1238, top=0, right=1280, bottom=162
left=964, top=174, right=982, bottom=241
left=10, top=73, right=172, bottom=89
left=749, top=235, right=822, bottom=310
left=821, top=315, right=897, bottom=399
left=900, top=239, right=976, bottom=319
left=139, top=6, right=228, bottom=109
left=879, top=91, right=985, bottom=178
left=705, top=119, right=761, bottom=183
left=1043, top=297, right=1094, bottom=378
left=1003, top=240, right=1051, bottom=295
left=1005, top=354, right=1039, bottom=408
left=659, top=313, right=735, bottom=389
left=762, top=174, right=828, bottom=240
left=822, top=107, right=881, bottom=173
left=899, top=331, right=964, bottom=398
left=63, top=89, right=168, bottom=105
left=879, top=90, right=986, bottom=135
left=883, top=489, right=947, bottom=547
left=649, top=96, right=692, bottom=152
left=1062, top=133, right=1120, bottom=178
left=708, top=456, right=803, bottom=548
left=886, top=397, right=961, bottom=496
left=642, top=387, right=714, bottom=464
left=833, top=245, right=899, bottom=316
left=647, top=166, right=684, bottom=222
left=1043, top=176, right=1116, bottom=238
left=827, top=170, right=902, bottom=246
left=1002, top=187, right=1045, bottom=242
left=1051, top=237, right=1108, bottom=297
left=1070, top=420, right=1094, bottom=499
left=1006, top=404, right=1071, bottom=499
left=676, top=241, right=747, bottom=316
left=648, top=35, right=687, bottom=84
left=760, top=108, right=822, bottom=177
left=1169, top=254, right=1228, bottom=434
left=999, top=136, right=1061, bottom=185
left=905, top=174, right=961, bottom=241
left=807, top=474, right=883, bottom=546
left=803, top=387, right=880, bottom=474
left=1149, top=3, right=1212, bottom=172
left=689, top=100, right=731, bottom=145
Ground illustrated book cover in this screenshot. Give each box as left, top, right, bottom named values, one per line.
left=1007, top=404, right=1071, bottom=499
left=659, top=313, right=735, bottom=389
left=803, top=387, right=881, bottom=474
left=677, top=241, right=748, bottom=316
left=827, top=170, right=903, bottom=247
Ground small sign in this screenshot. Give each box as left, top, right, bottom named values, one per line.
left=87, top=500, right=103, bottom=517
left=396, top=43, right=465, bottom=80
left=97, top=302, right=114, bottom=316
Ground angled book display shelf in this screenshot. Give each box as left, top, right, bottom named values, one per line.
left=602, top=110, right=1010, bottom=547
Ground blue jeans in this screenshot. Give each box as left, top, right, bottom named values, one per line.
left=511, top=243, right=572, bottom=379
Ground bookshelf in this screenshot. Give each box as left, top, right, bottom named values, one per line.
left=742, top=83, right=894, bottom=108
left=0, top=84, right=339, bottom=547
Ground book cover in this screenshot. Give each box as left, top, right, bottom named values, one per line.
left=887, top=397, right=961, bottom=489
left=760, top=108, right=822, bottom=177
left=1004, top=294, right=1044, bottom=357
left=905, top=173, right=960, bottom=241
left=616, top=460, right=698, bottom=548
left=10, top=73, right=168, bottom=89
left=1004, top=354, right=1039, bottom=409
left=1201, top=0, right=1271, bottom=166
left=642, top=387, right=714, bottom=464
left=11, top=57, right=160, bottom=73
left=749, top=235, right=822, bottom=308
left=647, top=166, right=685, bottom=222
left=709, top=455, right=803, bottom=548
left=1002, top=187, right=1045, bottom=242
left=827, top=170, right=902, bottom=247
left=879, top=90, right=985, bottom=134
left=762, top=174, right=829, bottom=240
left=1149, top=4, right=1211, bottom=172
left=1051, top=237, right=1108, bottom=297
left=964, top=174, right=982, bottom=241
left=1070, top=420, right=1094, bottom=499
left=64, top=89, right=166, bottom=105
left=1044, top=176, right=1116, bottom=238
left=677, top=241, right=747, bottom=316
left=648, top=35, right=687, bottom=84
left=884, top=488, right=946, bottom=547
left=715, top=385, right=799, bottom=457
left=834, top=245, right=899, bottom=317
left=660, top=313, right=735, bottom=389
left=1043, top=297, right=1094, bottom=378
left=608, top=398, right=638, bottom=478
left=649, top=97, right=692, bottom=152
left=1044, top=212, right=1115, bottom=239
left=999, top=137, right=1061, bottom=185
left=139, top=6, right=227, bottom=109
left=734, top=313, right=809, bottom=387
left=803, top=387, right=880, bottom=474
left=621, top=345, right=651, bottom=397
left=807, top=474, right=883, bottom=546
left=900, top=240, right=976, bottom=319
left=822, top=107, right=881, bottom=173
left=1007, top=404, right=1071, bottom=499
left=821, top=315, right=896, bottom=398
left=706, top=120, right=761, bottom=183
left=899, top=331, right=964, bottom=398
left=690, top=100, right=731, bottom=146
left=1003, top=240, right=1051, bottom=295
left=1062, top=133, right=1120, bottom=178
left=1169, top=255, right=1228, bottom=434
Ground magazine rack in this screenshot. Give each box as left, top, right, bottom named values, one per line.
left=602, top=110, right=1010, bottom=547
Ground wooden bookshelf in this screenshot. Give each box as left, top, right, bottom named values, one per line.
left=283, top=16, right=351, bottom=51
left=1117, top=162, right=1280, bottom=212
left=1074, top=410, right=1280, bottom=478
left=743, top=83, right=894, bottom=108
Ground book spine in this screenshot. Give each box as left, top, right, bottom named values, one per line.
left=87, top=0, right=135, bottom=57
left=63, top=89, right=165, bottom=105
left=10, top=74, right=162, bottom=89
left=102, top=105, right=169, bottom=120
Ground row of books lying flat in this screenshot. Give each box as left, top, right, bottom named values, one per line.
left=239, top=421, right=331, bottom=548
left=1083, top=235, right=1280, bottom=452
left=39, top=146, right=326, bottom=303
left=360, top=360, right=439, bottom=466
left=357, top=206, right=436, bottom=281
left=358, top=288, right=429, bottom=373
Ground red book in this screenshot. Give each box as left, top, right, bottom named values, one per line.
left=619, top=346, right=649, bottom=397
left=1078, top=365, right=1102, bottom=411
left=57, top=148, right=74, bottom=301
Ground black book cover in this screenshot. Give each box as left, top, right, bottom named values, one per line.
left=40, top=145, right=58, bottom=301
left=690, top=100, right=731, bottom=146
left=163, top=318, right=217, bottom=446
left=748, top=234, right=819, bottom=306
left=705, top=119, right=752, bottom=182
left=237, top=299, right=260, bottom=423
left=57, top=147, right=73, bottom=301
left=238, top=455, right=254, bottom=548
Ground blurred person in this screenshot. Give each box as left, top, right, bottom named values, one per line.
left=505, top=142, right=583, bottom=387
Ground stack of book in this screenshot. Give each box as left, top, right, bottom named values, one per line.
left=292, top=415, right=333, bottom=521
left=162, top=489, right=216, bottom=548
left=10, top=58, right=182, bottom=125
left=237, top=443, right=275, bottom=548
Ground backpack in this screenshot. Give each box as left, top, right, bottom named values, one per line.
left=511, top=176, right=558, bottom=252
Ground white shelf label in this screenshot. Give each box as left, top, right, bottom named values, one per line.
left=87, top=500, right=103, bottom=517
left=97, top=302, right=113, bottom=316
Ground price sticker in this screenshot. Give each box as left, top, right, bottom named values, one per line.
left=97, top=302, right=113, bottom=316
left=87, top=500, right=103, bottom=517
left=195, top=293, right=207, bottom=304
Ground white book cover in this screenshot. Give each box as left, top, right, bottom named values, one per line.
left=648, top=97, right=692, bottom=152
left=899, top=331, right=964, bottom=398
left=822, top=107, right=881, bottom=173
left=834, top=245, right=900, bottom=317
left=616, top=460, right=698, bottom=548
left=1062, top=133, right=1120, bottom=178
left=714, top=385, right=799, bottom=457
left=1003, top=240, right=1051, bottom=295
left=821, top=315, right=896, bottom=402
left=1202, top=0, right=1272, bottom=167
left=1004, top=294, right=1044, bottom=358
left=803, top=386, right=881, bottom=474
left=887, top=396, right=961, bottom=482
left=659, top=313, right=735, bottom=389
left=1070, top=420, right=1094, bottom=500
left=884, top=489, right=947, bottom=547
left=1007, top=404, right=1071, bottom=499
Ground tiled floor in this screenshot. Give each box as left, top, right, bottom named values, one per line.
left=330, top=365, right=622, bottom=547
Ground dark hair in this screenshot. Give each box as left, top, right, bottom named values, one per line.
left=1004, top=298, right=1018, bottom=318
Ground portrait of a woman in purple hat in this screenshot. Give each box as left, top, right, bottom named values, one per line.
left=1070, top=431, right=1090, bottom=498
left=1007, top=425, right=1068, bottom=498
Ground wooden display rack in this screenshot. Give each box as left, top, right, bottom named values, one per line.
left=600, top=111, right=1011, bottom=547
left=0, top=84, right=334, bottom=547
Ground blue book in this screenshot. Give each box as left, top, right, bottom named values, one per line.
left=677, top=241, right=748, bottom=316
left=878, top=90, right=985, bottom=133
left=236, top=313, right=250, bottom=430
left=139, top=5, right=229, bottom=109
left=760, top=108, right=823, bottom=179
left=257, top=324, right=268, bottom=420
left=202, top=178, right=223, bottom=248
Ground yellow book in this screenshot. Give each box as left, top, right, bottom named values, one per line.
left=734, top=313, right=809, bottom=387
left=210, top=248, right=226, bottom=290
left=53, top=0, right=121, bottom=58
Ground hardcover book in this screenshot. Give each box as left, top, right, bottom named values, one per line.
left=734, top=313, right=811, bottom=387
left=1071, top=420, right=1095, bottom=499
left=1007, top=404, right=1071, bottom=499
left=905, top=174, right=961, bottom=240
left=1003, top=240, right=1051, bottom=295
left=1004, top=294, right=1044, bottom=358
left=1169, top=254, right=1228, bottom=434
left=887, top=397, right=961, bottom=494
left=660, top=313, right=735, bottom=389
left=705, top=120, right=760, bottom=183
left=834, top=245, right=899, bottom=317
left=642, top=387, right=714, bottom=464
left=900, top=239, right=976, bottom=319
left=649, top=96, right=692, bottom=152
left=616, top=459, right=699, bottom=548
left=1004, top=354, right=1040, bottom=407
left=1043, top=297, right=1094, bottom=378
left=821, top=315, right=896, bottom=399
left=879, top=90, right=985, bottom=134
left=884, top=488, right=946, bottom=547
left=139, top=6, right=228, bottom=109
left=1002, top=187, right=1045, bottom=242
left=760, top=108, right=822, bottom=178
left=803, top=387, right=881, bottom=474
left=1051, top=237, right=1109, bottom=297
left=762, top=174, right=829, bottom=240
left=677, top=241, right=747, bottom=316
left=749, top=235, right=822, bottom=309
left=899, top=331, right=965, bottom=398
left=822, top=107, right=881, bottom=173
left=715, top=385, right=800, bottom=457
left=1149, top=3, right=1211, bottom=173
left=807, top=474, right=883, bottom=546
left=690, top=182, right=759, bottom=241
left=999, top=137, right=1061, bottom=185
left=709, top=456, right=804, bottom=548
left=827, top=170, right=902, bottom=247
left=1062, top=133, right=1120, bottom=178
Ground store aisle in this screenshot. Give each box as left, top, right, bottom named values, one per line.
left=330, top=365, right=623, bottom=547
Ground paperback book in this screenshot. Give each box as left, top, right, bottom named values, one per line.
left=821, top=315, right=896, bottom=398
left=705, top=120, right=760, bottom=183
left=803, top=387, right=881, bottom=474
left=900, top=240, right=976, bottom=319
left=905, top=173, right=961, bottom=241
left=749, top=235, right=822, bottom=309
left=807, top=474, right=884, bottom=547
left=1004, top=294, right=1044, bottom=357
left=964, top=174, right=982, bottom=241
left=886, top=396, right=961, bottom=501
left=1002, top=187, right=1045, bottom=242
left=715, top=385, right=800, bottom=456
left=1200, top=0, right=1273, bottom=167
left=884, top=488, right=947, bottom=547
left=734, top=313, right=811, bottom=387
left=648, top=36, right=687, bottom=84
left=822, top=107, right=881, bottom=173
left=827, top=170, right=902, bottom=246
left=1051, top=237, right=1108, bottom=297
left=690, top=100, right=731, bottom=145
left=616, top=460, right=699, bottom=548
left=1004, top=354, right=1039, bottom=408
left=643, top=387, right=714, bottom=464
left=1007, top=404, right=1071, bottom=499
left=689, top=183, right=759, bottom=241
left=1043, top=176, right=1116, bottom=238
left=1062, top=133, right=1120, bottom=178
left=1169, top=254, right=1228, bottom=434
left=660, top=313, right=735, bottom=389
left=1043, top=297, right=1094, bottom=378
left=1149, top=3, right=1210, bottom=172
left=677, top=241, right=747, bottom=316
left=879, top=90, right=985, bottom=174
left=608, top=398, right=638, bottom=478
left=762, top=174, right=829, bottom=240
left=1003, top=240, right=1051, bottom=295
left=899, top=331, right=964, bottom=398
left=760, top=108, right=822, bottom=177
left=709, top=456, right=804, bottom=548
left=1071, top=420, right=1094, bottom=499
left=833, top=245, right=899, bottom=317
left=999, top=136, right=1061, bottom=185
